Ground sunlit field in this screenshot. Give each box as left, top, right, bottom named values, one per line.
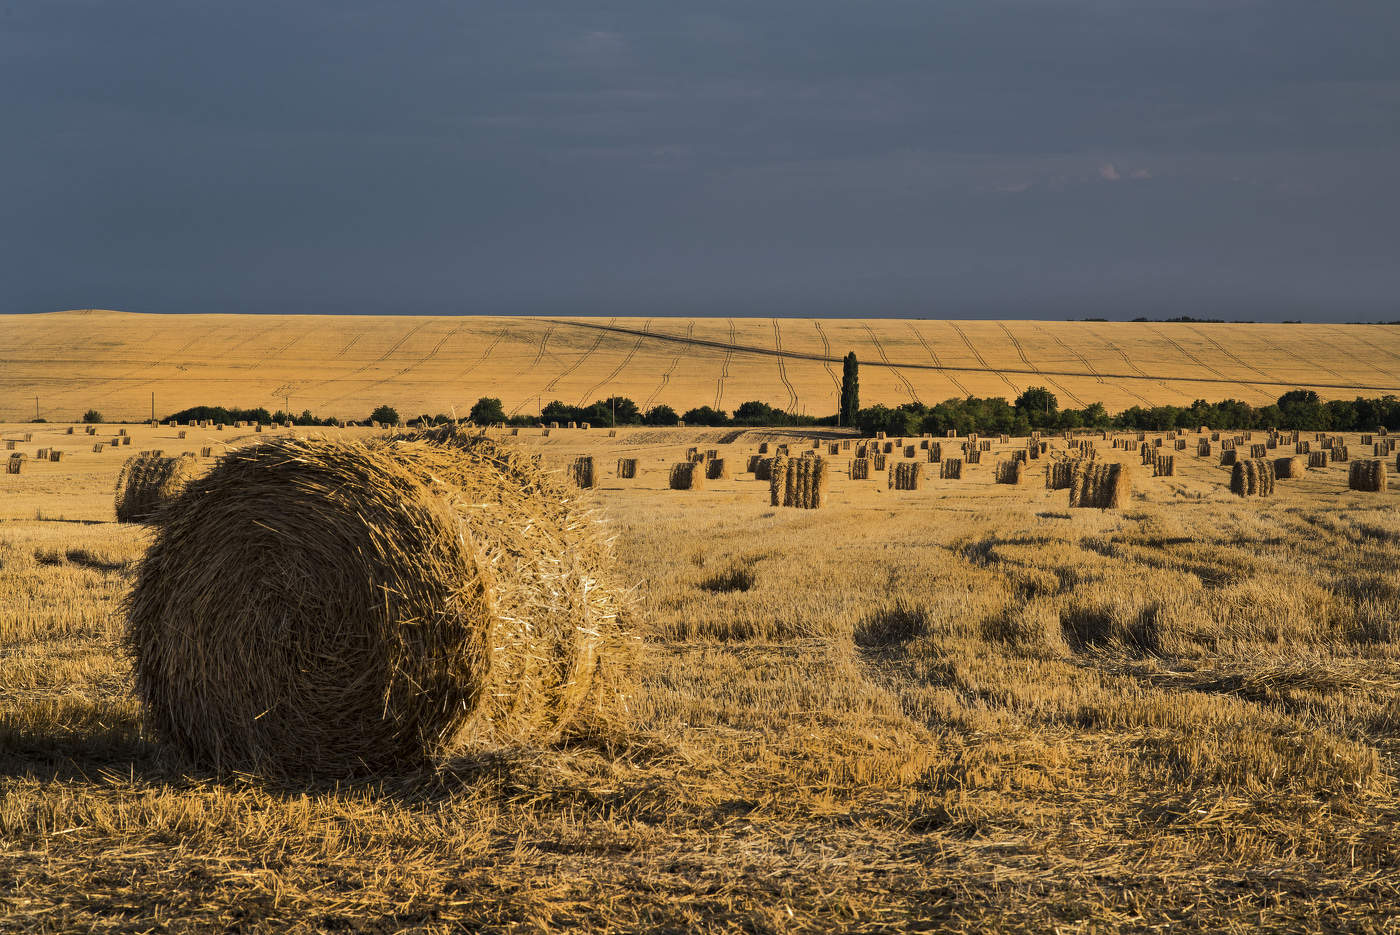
left=5, top=310, right=1400, bottom=423
left=2, top=417, right=1397, bottom=932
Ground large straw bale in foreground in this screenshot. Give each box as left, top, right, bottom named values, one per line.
left=114, top=454, right=200, bottom=523
left=124, top=431, right=625, bottom=777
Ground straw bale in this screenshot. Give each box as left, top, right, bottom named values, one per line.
left=705, top=458, right=729, bottom=480
left=1153, top=455, right=1175, bottom=477
left=125, top=431, right=625, bottom=777
left=889, top=461, right=922, bottom=490
left=940, top=458, right=962, bottom=480
left=1273, top=456, right=1303, bottom=479
left=1068, top=462, right=1130, bottom=508
left=569, top=455, right=597, bottom=489
left=115, top=454, right=200, bottom=523
left=6, top=453, right=24, bottom=474
left=616, top=458, right=639, bottom=479
left=994, top=460, right=1024, bottom=484
left=669, top=461, right=705, bottom=490
left=1348, top=459, right=1388, bottom=492
left=1230, top=458, right=1276, bottom=497
left=769, top=454, right=789, bottom=506
left=1308, top=451, right=1328, bottom=469
left=850, top=457, right=871, bottom=480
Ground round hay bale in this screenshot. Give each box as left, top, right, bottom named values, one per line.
left=124, top=430, right=625, bottom=777
left=114, top=454, right=200, bottom=523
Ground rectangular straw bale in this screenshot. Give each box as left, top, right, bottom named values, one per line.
left=569, top=456, right=596, bottom=489
left=829, top=443, right=841, bottom=455
left=1273, top=456, right=1303, bottom=478
left=784, top=456, right=829, bottom=507
left=940, top=458, right=962, bottom=480
left=6, top=454, right=23, bottom=474
left=1230, top=458, right=1276, bottom=497
left=1045, top=458, right=1079, bottom=490
left=1068, top=462, right=1130, bottom=508
left=888, top=461, right=922, bottom=490
left=903, top=445, right=916, bottom=458
left=1330, top=444, right=1349, bottom=463
left=994, top=460, right=1024, bottom=484
left=850, top=457, right=871, bottom=479
left=669, top=461, right=705, bottom=490
left=926, top=442, right=942, bottom=463
left=1348, top=460, right=1388, bottom=492
left=754, top=457, right=774, bottom=481
left=871, top=453, right=887, bottom=471
left=705, top=458, right=729, bottom=480
left=768, top=454, right=789, bottom=505
left=1250, top=444, right=1267, bottom=458
left=1308, top=450, right=1328, bottom=469
left=1153, top=455, right=1175, bottom=477
left=1141, top=445, right=1156, bottom=466
left=616, top=458, right=639, bottom=479
left=49, top=450, right=63, bottom=462
left=1175, top=438, right=1187, bottom=450
left=965, top=449, right=981, bottom=464
left=1220, top=448, right=1237, bottom=466
left=92, top=443, right=104, bottom=453
left=758, top=442, right=770, bottom=454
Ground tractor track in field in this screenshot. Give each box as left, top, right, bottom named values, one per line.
left=1340, top=326, right=1400, bottom=369
left=454, top=324, right=510, bottom=382
left=999, top=323, right=1087, bottom=408
left=328, top=322, right=467, bottom=407
left=907, top=322, right=971, bottom=396
left=811, top=321, right=842, bottom=397
left=544, top=318, right=613, bottom=395
left=949, top=322, right=1021, bottom=396
left=1153, top=326, right=1273, bottom=403
left=302, top=320, right=434, bottom=401
left=1185, top=325, right=1286, bottom=385
left=332, top=333, right=364, bottom=359
left=507, top=322, right=558, bottom=416
left=1055, top=332, right=1153, bottom=408
left=714, top=319, right=736, bottom=410
left=862, top=323, right=921, bottom=405
left=772, top=320, right=799, bottom=413
left=642, top=322, right=693, bottom=411
left=469, top=318, right=1400, bottom=396
left=580, top=320, right=650, bottom=407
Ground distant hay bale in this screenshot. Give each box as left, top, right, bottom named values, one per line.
left=754, top=457, right=775, bottom=481
left=1140, top=445, right=1155, bottom=466
left=178, top=431, right=187, bottom=439
left=1295, top=441, right=1311, bottom=454
left=1196, top=439, right=1211, bottom=457
left=567, top=421, right=577, bottom=429
left=775, top=443, right=790, bottom=456
left=850, top=457, right=871, bottom=480
left=686, top=446, right=700, bottom=461
left=36, top=448, right=49, bottom=460
left=1153, top=455, right=1175, bottom=477
left=1068, top=463, right=1130, bottom=508
left=828, top=443, right=841, bottom=455
left=903, top=445, right=916, bottom=458
left=121, top=436, right=131, bottom=446
left=870, top=453, right=887, bottom=471
left=6, top=453, right=24, bottom=474
left=705, top=458, right=729, bottom=480
left=616, top=458, right=639, bottom=479
left=965, top=449, right=982, bottom=464
left=1220, top=448, right=1237, bottom=466
left=669, top=461, right=705, bottom=490
left=1273, top=456, right=1304, bottom=479
left=889, top=461, right=922, bottom=490
left=3, top=440, right=13, bottom=450
left=768, top=454, right=789, bottom=505
left=92, top=443, right=105, bottom=453
left=940, top=458, right=962, bottom=480
left=882, top=442, right=894, bottom=454
left=994, top=460, right=1024, bottom=484
left=1348, top=459, right=1388, bottom=492
left=1308, top=451, right=1328, bottom=469
left=200, top=446, right=213, bottom=458
left=115, top=454, right=200, bottom=523
left=706, top=449, right=720, bottom=460
left=1330, top=444, right=1349, bottom=463
left=758, top=442, right=770, bottom=454
left=1249, top=444, right=1266, bottom=458
left=569, top=455, right=596, bottom=489
left=65, top=426, right=75, bottom=435
left=580, top=422, right=590, bottom=430
left=124, top=431, right=624, bottom=777
left=1230, top=458, right=1276, bottom=497
left=1175, top=438, right=1187, bottom=450
left=926, top=442, right=942, bottom=463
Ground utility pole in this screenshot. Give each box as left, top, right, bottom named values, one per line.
left=151, top=392, right=155, bottom=423
left=35, top=396, right=39, bottom=420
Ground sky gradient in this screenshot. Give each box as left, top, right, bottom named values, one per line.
left=3, top=2, right=1398, bottom=320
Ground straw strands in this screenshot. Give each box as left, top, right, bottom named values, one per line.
left=114, top=454, right=200, bottom=523
left=1230, top=458, right=1276, bottom=497
left=124, top=430, right=625, bottom=778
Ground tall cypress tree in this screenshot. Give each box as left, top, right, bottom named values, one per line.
left=840, top=352, right=859, bottom=426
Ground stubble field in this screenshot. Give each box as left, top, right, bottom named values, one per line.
left=2, top=416, right=1398, bottom=932
left=5, top=310, right=1400, bottom=422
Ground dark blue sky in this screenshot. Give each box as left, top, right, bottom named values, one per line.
left=4, top=1, right=1398, bottom=320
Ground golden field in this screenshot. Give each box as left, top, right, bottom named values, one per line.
left=5, top=310, right=1400, bottom=422
left=2, top=418, right=1398, bottom=932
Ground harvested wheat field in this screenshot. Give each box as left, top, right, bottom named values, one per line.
left=2, top=415, right=1399, bottom=932
left=6, top=310, right=1400, bottom=422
